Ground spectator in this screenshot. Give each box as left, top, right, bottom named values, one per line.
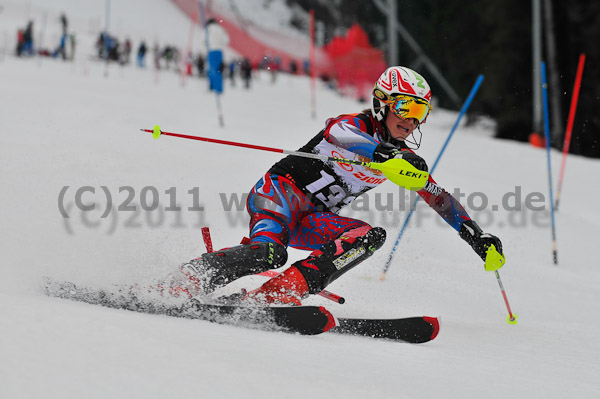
left=195, top=53, right=205, bottom=77
left=162, top=45, right=175, bottom=70
left=22, top=21, right=34, bottom=56
left=120, top=38, right=132, bottom=65
left=240, top=57, right=252, bottom=89
left=228, top=60, right=236, bottom=86
left=96, top=33, right=105, bottom=58
left=152, top=42, right=161, bottom=70
left=68, top=34, right=76, bottom=60
left=51, top=14, right=68, bottom=61
left=53, top=33, right=67, bottom=60
left=268, top=55, right=280, bottom=83
left=60, top=13, right=68, bottom=36
left=136, top=41, right=147, bottom=68
left=16, top=29, right=25, bottom=56
left=303, top=59, right=310, bottom=75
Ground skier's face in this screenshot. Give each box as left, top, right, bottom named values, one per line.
left=385, top=111, right=418, bottom=141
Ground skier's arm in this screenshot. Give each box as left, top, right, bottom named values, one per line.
left=326, top=120, right=504, bottom=268
left=323, top=120, right=380, bottom=158
left=459, top=219, right=504, bottom=267
left=324, top=120, right=429, bottom=170
left=418, top=175, right=504, bottom=267
left=417, top=175, right=470, bottom=232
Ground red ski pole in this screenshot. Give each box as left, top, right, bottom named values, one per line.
left=556, top=53, right=586, bottom=211
left=141, top=126, right=430, bottom=191
left=485, top=245, right=516, bottom=324
left=495, top=271, right=517, bottom=324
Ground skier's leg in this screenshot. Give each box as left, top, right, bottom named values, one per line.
left=179, top=174, right=314, bottom=294
left=246, top=172, right=316, bottom=246
left=247, top=213, right=386, bottom=304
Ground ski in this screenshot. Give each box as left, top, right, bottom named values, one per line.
left=334, top=316, right=439, bottom=343
left=42, top=278, right=439, bottom=343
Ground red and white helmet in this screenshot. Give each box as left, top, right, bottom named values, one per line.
left=371, top=66, right=432, bottom=122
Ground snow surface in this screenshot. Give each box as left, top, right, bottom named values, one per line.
left=1, top=1, right=600, bottom=399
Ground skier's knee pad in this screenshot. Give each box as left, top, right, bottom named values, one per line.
left=293, top=227, right=386, bottom=294
left=201, top=241, right=288, bottom=286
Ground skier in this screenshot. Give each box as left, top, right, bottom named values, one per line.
left=176, top=66, right=504, bottom=305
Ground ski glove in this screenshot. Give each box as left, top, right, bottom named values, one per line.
left=459, top=220, right=504, bottom=270
left=373, top=142, right=428, bottom=172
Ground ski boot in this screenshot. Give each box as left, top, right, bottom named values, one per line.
left=245, top=227, right=387, bottom=305
left=171, top=241, right=288, bottom=297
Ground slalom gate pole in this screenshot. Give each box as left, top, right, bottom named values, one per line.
left=198, top=0, right=224, bottom=127
left=37, top=12, right=47, bottom=67
left=309, top=10, right=317, bottom=119
left=541, top=62, right=558, bottom=265
left=201, top=227, right=344, bottom=304
left=555, top=53, right=586, bottom=211
left=180, top=10, right=198, bottom=87
left=495, top=270, right=517, bottom=324
left=380, top=74, right=485, bottom=280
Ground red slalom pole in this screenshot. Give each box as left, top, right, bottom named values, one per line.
left=201, top=227, right=214, bottom=253
left=556, top=53, right=586, bottom=211
left=180, top=10, right=198, bottom=86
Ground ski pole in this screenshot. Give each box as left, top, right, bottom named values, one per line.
left=541, top=62, right=558, bottom=265
left=484, top=245, right=516, bottom=324
left=495, top=270, right=517, bottom=324
left=380, top=74, right=485, bottom=280
left=556, top=53, right=586, bottom=211
left=141, top=126, right=430, bottom=191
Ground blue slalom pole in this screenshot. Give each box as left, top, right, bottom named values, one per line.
left=198, top=0, right=224, bottom=127
left=381, top=74, right=485, bottom=279
left=541, top=62, right=558, bottom=265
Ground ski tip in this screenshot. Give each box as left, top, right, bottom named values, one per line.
left=423, top=316, right=440, bottom=341
left=319, top=306, right=337, bottom=333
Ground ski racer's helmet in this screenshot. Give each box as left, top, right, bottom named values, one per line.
left=371, top=66, right=433, bottom=125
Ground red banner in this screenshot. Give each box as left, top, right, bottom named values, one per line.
left=171, top=1, right=386, bottom=98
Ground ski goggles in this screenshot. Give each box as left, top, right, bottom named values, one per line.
left=373, top=89, right=432, bottom=123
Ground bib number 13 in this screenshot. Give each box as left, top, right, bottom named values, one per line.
left=305, top=171, right=354, bottom=212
